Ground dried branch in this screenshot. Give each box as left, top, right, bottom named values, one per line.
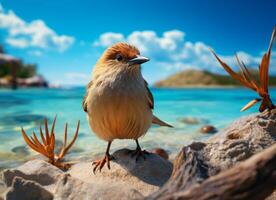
left=21, top=116, right=80, bottom=170
left=240, top=98, right=261, bottom=112
left=211, top=26, right=276, bottom=112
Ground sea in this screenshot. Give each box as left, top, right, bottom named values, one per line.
left=0, top=87, right=275, bottom=169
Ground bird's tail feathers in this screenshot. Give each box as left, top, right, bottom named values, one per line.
left=152, top=115, right=173, bottom=128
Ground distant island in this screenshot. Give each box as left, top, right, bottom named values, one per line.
left=154, top=69, right=276, bottom=88
left=0, top=46, right=48, bottom=89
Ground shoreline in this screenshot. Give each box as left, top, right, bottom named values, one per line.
left=2, top=85, right=276, bottom=90
left=153, top=85, right=276, bottom=89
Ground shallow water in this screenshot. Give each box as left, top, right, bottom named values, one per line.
left=0, top=87, right=275, bottom=168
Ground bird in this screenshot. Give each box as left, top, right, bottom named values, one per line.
left=82, top=42, right=173, bottom=173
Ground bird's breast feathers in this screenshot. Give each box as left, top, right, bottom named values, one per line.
left=86, top=71, right=153, bottom=141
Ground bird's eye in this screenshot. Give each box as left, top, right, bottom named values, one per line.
left=115, top=54, right=123, bottom=61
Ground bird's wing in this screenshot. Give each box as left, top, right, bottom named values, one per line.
left=144, top=80, right=173, bottom=128
left=82, top=80, right=93, bottom=113
left=144, top=80, right=154, bottom=109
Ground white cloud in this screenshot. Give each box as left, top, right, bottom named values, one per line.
left=5, top=37, right=29, bottom=48
left=93, top=32, right=125, bottom=47
left=93, top=30, right=274, bottom=74
left=0, top=8, right=75, bottom=52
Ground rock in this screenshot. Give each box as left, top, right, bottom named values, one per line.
left=150, top=109, right=276, bottom=199
left=172, top=109, right=276, bottom=176
left=5, top=109, right=275, bottom=200
left=150, top=148, right=169, bottom=160
left=178, top=117, right=207, bottom=125
left=11, top=146, right=29, bottom=156
left=54, top=174, right=143, bottom=200
left=0, top=179, right=6, bottom=195
left=69, top=149, right=173, bottom=196
left=151, top=143, right=276, bottom=200
left=5, top=177, right=53, bottom=200
left=1, top=148, right=172, bottom=199
left=22, top=75, right=48, bottom=87
left=266, top=190, right=276, bottom=200
left=2, top=159, right=63, bottom=191
left=203, top=109, right=276, bottom=170
left=199, top=125, right=217, bottom=134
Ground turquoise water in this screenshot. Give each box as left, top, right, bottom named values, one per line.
left=0, top=87, right=275, bottom=168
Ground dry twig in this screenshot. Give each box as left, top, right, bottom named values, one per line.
left=211, top=26, right=276, bottom=112
left=21, top=116, right=80, bottom=170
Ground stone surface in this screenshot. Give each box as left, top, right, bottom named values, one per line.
left=2, top=110, right=276, bottom=199
left=150, top=143, right=276, bottom=200
left=199, top=125, right=217, bottom=134
left=172, top=109, right=276, bottom=179
left=11, top=146, right=29, bottom=157
left=266, top=190, right=276, bottom=200
left=204, top=109, right=276, bottom=170
left=69, top=149, right=173, bottom=196
left=178, top=116, right=208, bottom=125
left=2, top=159, right=64, bottom=193
left=1, top=149, right=172, bottom=199
left=0, top=179, right=6, bottom=197
left=179, top=117, right=201, bottom=125
left=150, top=109, right=276, bottom=200
left=5, top=177, right=53, bottom=200
left=174, top=109, right=276, bottom=175
left=54, top=174, right=143, bottom=200
left=150, top=148, right=169, bottom=160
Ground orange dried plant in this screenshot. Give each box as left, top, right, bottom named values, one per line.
left=211, top=26, right=276, bottom=112
left=21, top=116, right=80, bottom=170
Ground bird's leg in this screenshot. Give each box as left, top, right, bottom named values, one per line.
left=92, top=141, right=113, bottom=174
left=130, top=139, right=149, bottom=161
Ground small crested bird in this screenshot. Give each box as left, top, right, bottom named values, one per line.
left=83, top=42, right=173, bottom=173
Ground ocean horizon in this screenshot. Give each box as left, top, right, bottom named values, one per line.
left=1, top=87, right=275, bottom=169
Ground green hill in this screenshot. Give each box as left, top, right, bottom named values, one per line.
left=154, top=69, right=276, bottom=88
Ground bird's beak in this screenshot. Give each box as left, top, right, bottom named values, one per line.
left=128, top=55, right=150, bottom=66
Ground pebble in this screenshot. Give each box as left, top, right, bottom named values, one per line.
left=200, top=125, right=217, bottom=134
left=11, top=146, right=29, bottom=156
left=151, top=148, right=169, bottom=160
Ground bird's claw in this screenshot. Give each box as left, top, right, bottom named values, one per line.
left=92, top=154, right=113, bottom=174
left=130, top=148, right=149, bottom=162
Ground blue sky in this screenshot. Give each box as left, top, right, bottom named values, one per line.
left=0, top=0, right=275, bottom=86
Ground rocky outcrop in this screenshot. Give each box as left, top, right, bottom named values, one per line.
left=5, top=177, right=53, bottom=200
left=2, top=159, right=63, bottom=188
left=17, top=75, right=48, bottom=88
left=1, top=149, right=172, bottom=200
left=69, top=149, right=172, bottom=191
left=1, top=110, right=276, bottom=200
left=0, top=180, right=6, bottom=198
left=150, top=109, right=276, bottom=199
left=54, top=174, right=143, bottom=200
left=170, top=109, right=276, bottom=177
left=149, top=143, right=276, bottom=200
